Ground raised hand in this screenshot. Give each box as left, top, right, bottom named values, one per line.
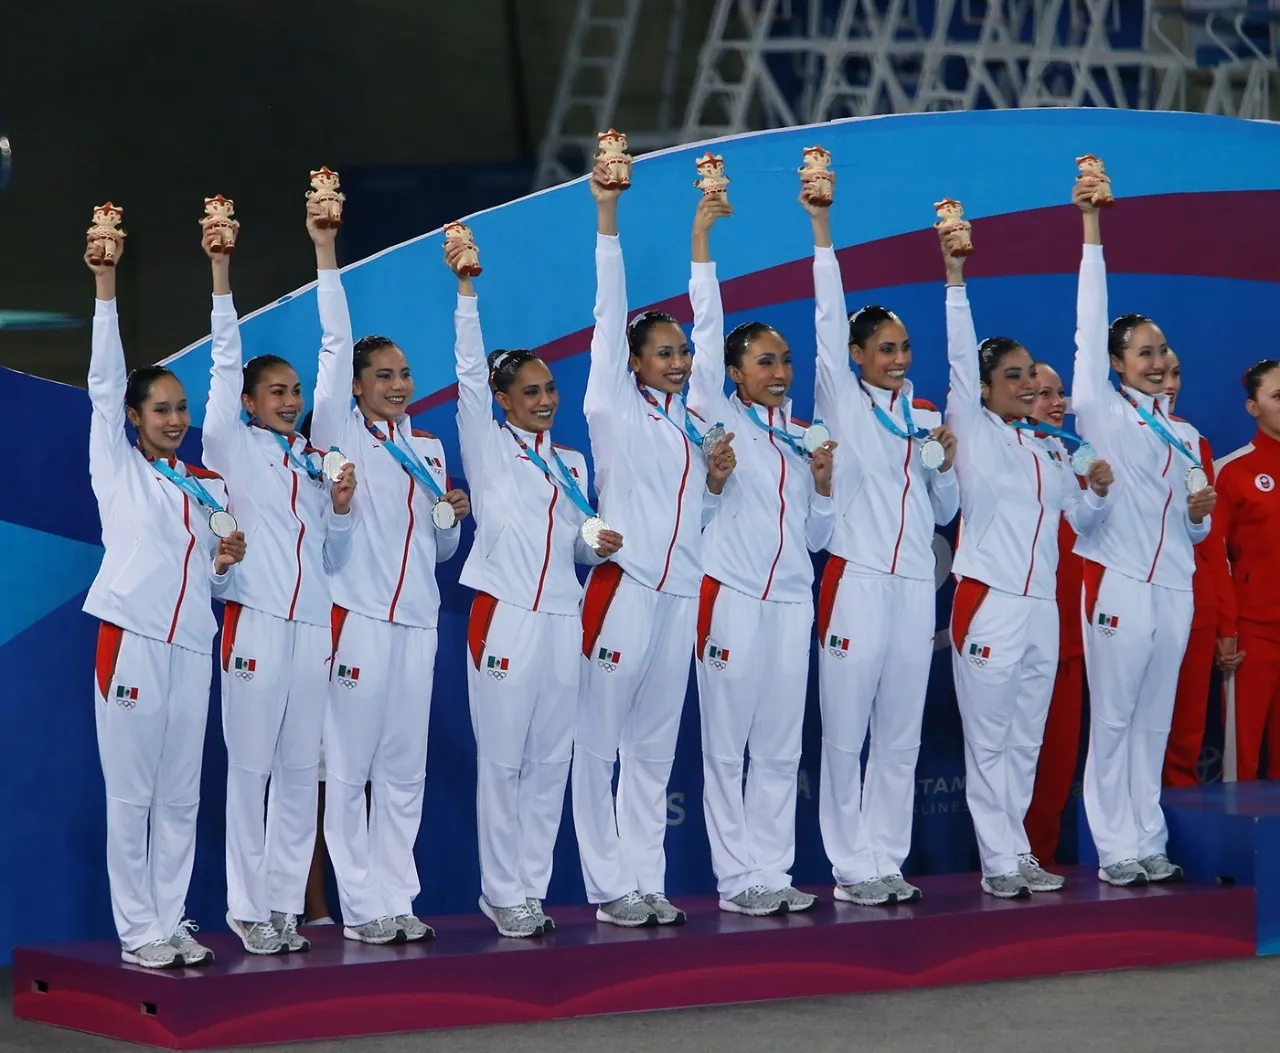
left=330, top=463, right=356, bottom=515
left=589, top=159, right=622, bottom=205
left=693, top=193, right=733, bottom=236
left=306, top=198, right=338, bottom=255
left=799, top=170, right=836, bottom=218
left=809, top=439, right=838, bottom=496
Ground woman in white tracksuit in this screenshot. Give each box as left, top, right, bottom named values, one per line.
left=308, top=198, right=471, bottom=943
left=445, top=238, right=624, bottom=938
left=572, top=161, right=736, bottom=928
left=805, top=181, right=959, bottom=907
left=938, top=217, right=1115, bottom=898
left=199, top=221, right=356, bottom=955
left=83, top=224, right=245, bottom=969
left=1070, top=174, right=1216, bottom=887
left=688, top=195, right=837, bottom=917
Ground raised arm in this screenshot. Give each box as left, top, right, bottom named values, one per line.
left=805, top=179, right=857, bottom=425
left=939, top=224, right=983, bottom=441
left=86, top=236, right=132, bottom=505
left=447, top=240, right=500, bottom=487
left=686, top=195, right=734, bottom=421
left=308, top=200, right=354, bottom=452
left=202, top=228, right=250, bottom=477
left=583, top=163, right=632, bottom=443
left=1070, top=178, right=1114, bottom=428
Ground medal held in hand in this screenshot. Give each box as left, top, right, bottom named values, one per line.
left=919, top=438, right=947, bottom=470
left=431, top=500, right=457, bottom=530
left=1070, top=443, right=1098, bottom=476
left=597, top=129, right=633, bottom=191
left=799, top=145, right=833, bottom=206
left=306, top=166, right=346, bottom=228
left=803, top=422, right=831, bottom=454
left=200, top=194, right=240, bottom=254
left=1185, top=466, right=1209, bottom=494
left=322, top=448, right=349, bottom=482
left=86, top=202, right=127, bottom=267
left=209, top=509, right=238, bottom=539
left=580, top=515, right=609, bottom=550
left=701, top=423, right=727, bottom=451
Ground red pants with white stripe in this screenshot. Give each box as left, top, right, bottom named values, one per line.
left=697, top=578, right=811, bottom=899
left=572, top=565, right=696, bottom=905
left=1162, top=623, right=1218, bottom=787
left=468, top=594, right=578, bottom=910
left=1023, top=655, right=1083, bottom=862
left=1234, top=629, right=1280, bottom=780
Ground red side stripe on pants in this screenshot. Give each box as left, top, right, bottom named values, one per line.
left=951, top=577, right=990, bottom=654
left=1082, top=560, right=1107, bottom=625
left=580, top=561, right=624, bottom=659
left=816, top=555, right=846, bottom=643
left=221, top=600, right=243, bottom=673
left=95, top=622, right=124, bottom=699
left=468, top=592, right=500, bottom=670
left=696, top=576, right=722, bottom=662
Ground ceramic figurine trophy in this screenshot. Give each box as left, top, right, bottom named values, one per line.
left=596, top=129, right=632, bottom=191
left=694, top=152, right=730, bottom=200
left=799, top=145, right=834, bottom=206
left=307, top=166, right=347, bottom=228
left=200, top=194, right=240, bottom=254
left=1076, top=153, right=1114, bottom=209
left=86, top=203, right=126, bottom=266
left=934, top=197, right=974, bottom=257
left=444, top=222, right=482, bottom=277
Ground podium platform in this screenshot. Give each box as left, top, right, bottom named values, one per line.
left=12, top=868, right=1253, bottom=1050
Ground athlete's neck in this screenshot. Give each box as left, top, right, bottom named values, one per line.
left=139, top=441, right=178, bottom=464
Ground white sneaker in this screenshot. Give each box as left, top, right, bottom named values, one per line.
left=643, top=892, right=687, bottom=925
left=121, top=939, right=181, bottom=969
left=719, top=885, right=787, bottom=916
left=227, top=913, right=285, bottom=955
left=343, top=917, right=405, bottom=944
left=596, top=890, right=659, bottom=927
left=526, top=899, right=554, bottom=932
left=881, top=873, right=923, bottom=903
left=1098, top=859, right=1150, bottom=887
left=169, top=919, right=214, bottom=966
left=393, top=914, right=436, bottom=942
left=981, top=873, right=1033, bottom=899
left=1018, top=854, right=1067, bottom=892
left=1138, top=854, right=1184, bottom=883
left=775, top=886, right=818, bottom=912
left=270, top=911, right=311, bottom=952
left=834, top=878, right=894, bottom=906
left=480, top=897, right=544, bottom=938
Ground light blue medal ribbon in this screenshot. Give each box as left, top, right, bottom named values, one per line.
left=504, top=426, right=596, bottom=518
left=1010, top=419, right=1097, bottom=475
left=366, top=420, right=444, bottom=499
left=639, top=385, right=723, bottom=450
left=148, top=456, right=237, bottom=537
left=272, top=432, right=325, bottom=484
left=745, top=406, right=824, bottom=458
left=864, top=385, right=945, bottom=470
left=1120, top=391, right=1208, bottom=491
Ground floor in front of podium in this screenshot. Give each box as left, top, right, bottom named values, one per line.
left=4, top=957, right=1279, bottom=1053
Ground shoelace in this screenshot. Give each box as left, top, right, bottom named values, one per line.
left=249, top=921, right=278, bottom=943
left=173, top=919, right=202, bottom=946
left=279, top=913, right=300, bottom=939
left=622, top=890, right=648, bottom=908
left=646, top=893, right=671, bottom=905
left=743, top=884, right=773, bottom=898
left=508, top=902, right=538, bottom=921
left=1019, top=854, right=1044, bottom=871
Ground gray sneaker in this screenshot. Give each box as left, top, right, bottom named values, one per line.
left=719, top=884, right=788, bottom=917
left=121, top=938, right=182, bottom=969
left=393, top=914, right=436, bottom=942
left=1138, top=854, right=1184, bottom=883
left=270, top=911, right=311, bottom=952
left=480, top=896, right=545, bottom=938
left=981, top=873, right=1033, bottom=899
left=169, top=919, right=214, bottom=965
left=775, top=886, right=818, bottom=912
left=526, top=899, right=554, bottom=932
left=833, top=877, right=895, bottom=906
left=1018, top=854, right=1067, bottom=892
left=881, top=873, right=923, bottom=903
left=227, top=912, right=285, bottom=955
left=596, top=890, right=660, bottom=927
left=343, top=917, right=406, bottom=944
left=643, top=892, right=687, bottom=925
left=1098, top=859, right=1150, bottom=887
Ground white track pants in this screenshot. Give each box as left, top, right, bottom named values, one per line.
left=221, top=603, right=329, bottom=922
left=94, top=624, right=209, bottom=950
left=817, top=563, right=934, bottom=886
left=573, top=566, right=696, bottom=904
left=950, top=583, right=1058, bottom=877
left=697, top=579, right=811, bottom=899
left=467, top=595, right=577, bottom=909
left=1081, top=566, right=1193, bottom=867
left=325, top=609, right=437, bottom=926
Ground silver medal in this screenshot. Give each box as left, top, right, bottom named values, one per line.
left=803, top=422, right=831, bottom=454
left=919, top=438, right=946, bottom=471
left=208, top=509, right=238, bottom=539
left=701, top=423, right=726, bottom=452
left=322, top=449, right=349, bottom=483
left=1070, top=443, right=1098, bottom=476
left=1186, top=466, right=1209, bottom=494
left=581, top=515, right=609, bottom=550
left=431, top=499, right=457, bottom=530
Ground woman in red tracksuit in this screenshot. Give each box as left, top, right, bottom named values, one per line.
left=1162, top=351, right=1240, bottom=786
left=1213, top=359, right=1280, bottom=780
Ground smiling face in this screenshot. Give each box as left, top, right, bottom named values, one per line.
left=353, top=345, right=414, bottom=421
left=1162, top=350, right=1182, bottom=410
left=1111, top=321, right=1171, bottom=397
left=127, top=375, right=190, bottom=458
left=728, top=328, right=793, bottom=408
left=851, top=318, right=912, bottom=391
left=496, top=359, right=559, bottom=433
left=243, top=363, right=304, bottom=435
left=981, top=344, right=1037, bottom=421
left=631, top=320, right=691, bottom=395
left=1032, top=363, right=1067, bottom=428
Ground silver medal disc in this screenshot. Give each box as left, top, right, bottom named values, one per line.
left=1070, top=443, right=1098, bottom=476
left=581, top=516, right=608, bottom=550
left=919, top=438, right=946, bottom=471
left=209, top=509, right=238, bottom=539
left=1186, top=466, right=1209, bottom=494
left=701, top=424, right=727, bottom=451
left=322, top=449, right=348, bottom=482
left=803, top=422, right=831, bottom=454
left=431, top=499, right=457, bottom=530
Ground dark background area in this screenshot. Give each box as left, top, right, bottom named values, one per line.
left=0, top=0, right=715, bottom=384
